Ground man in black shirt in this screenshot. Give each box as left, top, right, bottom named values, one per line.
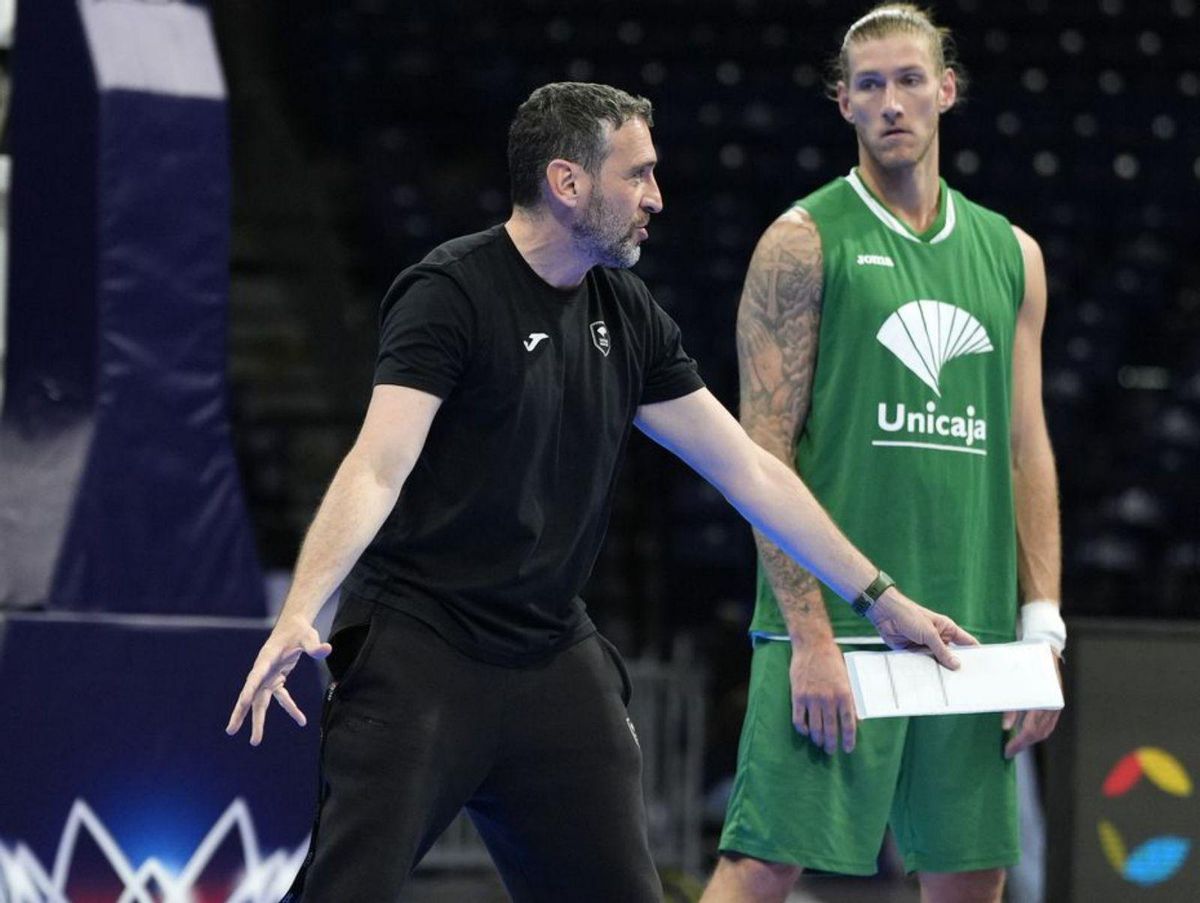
left=227, top=82, right=976, bottom=903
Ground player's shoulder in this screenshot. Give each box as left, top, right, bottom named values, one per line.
left=949, top=187, right=1041, bottom=256
left=751, top=205, right=823, bottom=265
left=964, top=195, right=1043, bottom=267
left=1008, top=223, right=1042, bottom=258
left=791, top=172, right=858, bottom=222
left=949, top=187, right=1020, bottom=234
left=753, top=175, right=853, bottom=258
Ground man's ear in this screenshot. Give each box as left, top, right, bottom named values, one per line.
left=836, top=82, right=854, bottom=124
left=938, top=67, right=958, bottom=113
left=544, top=159, right=586, bottom=208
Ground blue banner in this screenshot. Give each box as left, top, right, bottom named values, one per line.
left=1, top=0, right=264, bottom=616
left=0, top=613, right=323, bottom=901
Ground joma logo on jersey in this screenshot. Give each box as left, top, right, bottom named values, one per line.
left=856, top=253, right=895, bottom=268
left=872, top=300, right=993, bottom=457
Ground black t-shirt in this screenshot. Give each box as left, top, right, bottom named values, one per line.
left=343, top=225, right=704, bottom=664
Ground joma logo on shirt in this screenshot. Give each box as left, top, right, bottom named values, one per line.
left=856, top=253, right=895, bottom=267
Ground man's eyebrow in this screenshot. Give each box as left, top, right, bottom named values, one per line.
left=855, top=64, right=928, bottom=78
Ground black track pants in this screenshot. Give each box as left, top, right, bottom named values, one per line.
left=283, top=602, right=660, bottom=903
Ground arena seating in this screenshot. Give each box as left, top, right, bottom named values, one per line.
left=226, top=0, right=1200, bottom=628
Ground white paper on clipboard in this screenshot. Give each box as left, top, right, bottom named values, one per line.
left=843, top=641, right=1063, bottom=719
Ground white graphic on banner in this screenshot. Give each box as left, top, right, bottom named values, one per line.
left=0, top=798, right=307, bottom=903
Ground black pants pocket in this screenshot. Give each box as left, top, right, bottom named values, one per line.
left=595, top=632, right=633, bottom=706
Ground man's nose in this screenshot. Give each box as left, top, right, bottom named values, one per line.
left=882, top=82, right=902, bottom=119
left=643, top=173, right=663, bottom=214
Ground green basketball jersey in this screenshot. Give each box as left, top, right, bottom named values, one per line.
left=749, top=169, right=1025, bottom=642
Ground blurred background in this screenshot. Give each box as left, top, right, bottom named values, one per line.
left=0, top=0, right=1197, bottom=901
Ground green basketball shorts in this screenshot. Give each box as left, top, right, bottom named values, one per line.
left=719, top=638, right=1019, bottom=875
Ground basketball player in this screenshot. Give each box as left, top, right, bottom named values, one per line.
left=704, top=7, right=1064, bottom=902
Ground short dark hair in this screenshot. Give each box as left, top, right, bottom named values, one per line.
left=507, top=82, right=654, bottom=209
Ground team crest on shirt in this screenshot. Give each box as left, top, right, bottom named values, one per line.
left=590, top=321, right=611, bottom=356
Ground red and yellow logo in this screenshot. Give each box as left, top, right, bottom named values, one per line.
left=1099, top=747, right=1192, bottom=886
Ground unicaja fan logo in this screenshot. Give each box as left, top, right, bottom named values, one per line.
left=1098, top=747, right=1193, bottom=886
left=876, top=299, right=993, bottom=396
left=872, top=300, right=993, bottom=456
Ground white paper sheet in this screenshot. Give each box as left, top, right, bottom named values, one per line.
left=843, top=642, right=1063, bottom=719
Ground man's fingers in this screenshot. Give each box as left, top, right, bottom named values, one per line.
left=226, top=658, right=275, bottom=736
left=840, top=699, right=857, bottom=753
left=1005, top=710, right=1060, bottom=758
left=1004, top=712, right=1027, bottom=759
left=1004, top=733, right=1029, bottom=759
left=923, top=629, right=961, bottom=671
left=225, top=699, right=249, bottom=735
left=250, top=692, right=270, bottom=746
left=793, top=700, right=809, bottom=736
left=274, top=686, right=307, bottom=727
left=305, top=639, right=333, bottom=660
left=950, top=624, right=979, bottom=643
left=820, top=701, right=838, bottom=754
left=1005, top=724, right=1036, bottom=759
left=1005, top=711, right=1042, bottom=759
left=226, top=672, right=266, bottom=735
left=807, top=704, right=825, bottom=751
left=940, top=619, right=980, bottom=647
left=1002, top=710, right=1017, bottom=731
left=227, top=626, right=327, bottom=743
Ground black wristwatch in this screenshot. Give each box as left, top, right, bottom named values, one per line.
left=852, top=570, right=895, bottom=617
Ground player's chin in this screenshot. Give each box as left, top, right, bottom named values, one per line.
left=871, top=147, right=919, bottom=170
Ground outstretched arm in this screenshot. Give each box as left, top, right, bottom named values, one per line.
left=226, top=384, right=442, bottom=745
left=635, top=389, right=977, bottom=667
left=1004, top=226, right=1064, bottom=759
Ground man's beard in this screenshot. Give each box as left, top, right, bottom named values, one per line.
left=571, top=188, right=642, bottom=268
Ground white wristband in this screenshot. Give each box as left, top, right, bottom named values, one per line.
left=1020, top=600, right=1066, bottom=656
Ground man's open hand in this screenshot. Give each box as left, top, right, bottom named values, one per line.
left=226, top=616, right=332, bottom=746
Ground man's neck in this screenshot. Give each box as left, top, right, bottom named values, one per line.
left=856, top=149, right=943, bottom=235
left=505, top=210, right=592, bottom=289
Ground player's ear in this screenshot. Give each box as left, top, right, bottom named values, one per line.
left=837, top=81, right=855, bottom=123
left=938, top=68, right=957, bottom=113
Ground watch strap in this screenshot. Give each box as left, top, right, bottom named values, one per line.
left=852, top=570, right=895, bottom=617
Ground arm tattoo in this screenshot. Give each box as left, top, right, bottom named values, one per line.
left=736, top=211, right=831, bottom=637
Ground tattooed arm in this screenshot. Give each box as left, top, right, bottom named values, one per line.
left=737, top=209, right=857, bottom=755
left=636, top=209, right=975, bottom=692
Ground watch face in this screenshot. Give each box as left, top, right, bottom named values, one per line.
left=868, top=572, right=894, bottom=599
